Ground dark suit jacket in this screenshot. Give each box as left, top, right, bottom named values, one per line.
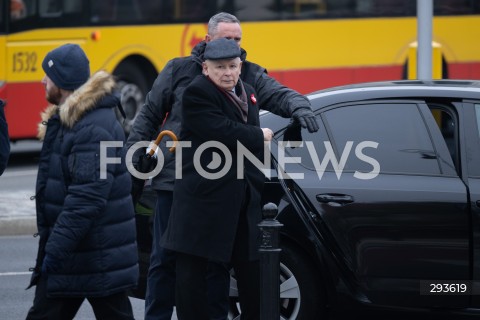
left=161, top=75, right=266, bottom=262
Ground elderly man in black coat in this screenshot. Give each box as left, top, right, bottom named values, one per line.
left=161, top=38, right=273, bottom=319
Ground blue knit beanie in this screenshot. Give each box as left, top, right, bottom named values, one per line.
left=42, top=44, right=90, bottom=91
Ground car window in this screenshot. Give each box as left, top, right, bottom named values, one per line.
left=468, top=103, right=480, bottom=177
left=428, top=106, right=458, bottom=169
left=323, top=102, right=441, bottom=175
left=276, top=117, right=331, bottom=172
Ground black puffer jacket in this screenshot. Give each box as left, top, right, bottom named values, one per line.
left=126, top=41, right=311, bottom=191
left=29, top=71, right=138, bottom=297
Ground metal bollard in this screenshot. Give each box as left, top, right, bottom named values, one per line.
left=258, top=202, right=283, bottom=319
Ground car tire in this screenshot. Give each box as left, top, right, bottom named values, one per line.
left=228, top=243, right=327, bottom=319
left=279, top=243, right=327, bottom=319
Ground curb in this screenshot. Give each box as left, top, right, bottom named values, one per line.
left=0, top=217, right=37, bottom=236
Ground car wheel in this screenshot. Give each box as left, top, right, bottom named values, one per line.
left=228, top=243, right=326, bottom=319
left=114, top=63, right=147, bottom=136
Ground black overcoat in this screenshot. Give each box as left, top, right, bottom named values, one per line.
left=161, top=75, right=266, bottom=262
left=126, top=41, right=310, bottom=192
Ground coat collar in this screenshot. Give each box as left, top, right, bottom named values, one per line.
left=37, top=71, right=115, bottom=140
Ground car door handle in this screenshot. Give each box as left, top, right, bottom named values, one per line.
left=316, top=194, right=354, bottom=204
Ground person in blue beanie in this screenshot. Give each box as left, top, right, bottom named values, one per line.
left=0, top=99, right=9, bottom=175
left=26, top=43, right=139, bottom=320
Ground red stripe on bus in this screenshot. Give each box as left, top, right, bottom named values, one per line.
left=1, top=82, right=46, bottom=140
left=270, top=62, right=480, bottom=95
left=448, top=62, right=480, bottom=79
left=269, top=65, right=403, bottom=94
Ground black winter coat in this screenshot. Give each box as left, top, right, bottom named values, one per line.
left=29, top=72, right=138, bottom=297
left=161, top=75, right=265, bottom=262
left=126, top=41, right=310, bottom=192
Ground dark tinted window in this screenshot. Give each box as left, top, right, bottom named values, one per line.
left=90, top=0, right=216, bottom=24
left=434, top=0, right=479, bottom=15
left=276, top=117, right=332, bottom=172
left=323, top=103, right=441, bottom=175
left=90, top=0, right=142, bottom=23
left=233, top=0, right=417, bottom=21
left=39, top=0, right=81, bottom=17
left=233, top=0, right=479, bottom=21
left=429, top=106, right=457, bottom=166
left=0, top=0, right=4, bottom=32
left=10, top=0, right=35, bottom=21
left=468, top=103, right=480, bottom=177
left=6, top=0, right=480, bottom=32
left=9, top=0, right=84, bottom=32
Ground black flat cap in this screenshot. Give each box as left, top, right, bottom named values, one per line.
left=204, top=38, right=241, bottom=60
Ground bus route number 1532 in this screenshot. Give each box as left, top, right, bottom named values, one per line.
left=12, top=51, right=38, bottom=73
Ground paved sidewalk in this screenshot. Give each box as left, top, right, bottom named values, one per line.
left=0, top=141, right=40, bottom=236
left=0, top=189, right=37, bottom=236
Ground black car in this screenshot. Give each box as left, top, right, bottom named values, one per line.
left=132, top=80, right=480, bottom=319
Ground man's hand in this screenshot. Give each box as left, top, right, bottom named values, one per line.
left=292, top=108, right=319, bottom=133
left=262, top=128, right=274, bottom=141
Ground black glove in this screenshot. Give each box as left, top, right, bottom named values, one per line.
left=292, top=107, right=319, bottom=133
left=283, top=119, right=302, bottom=144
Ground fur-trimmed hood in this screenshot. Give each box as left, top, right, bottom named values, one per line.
left=37, top=71, right=116, bottom=140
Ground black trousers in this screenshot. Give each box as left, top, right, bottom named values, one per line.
left=26, top=275, right=134, bottom=320
left=175, top=253, right=260, bottom=320
left=175, top=200, right=260, bottom=320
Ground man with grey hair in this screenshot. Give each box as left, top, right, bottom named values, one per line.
left=127, top=11, right=319, bottom=320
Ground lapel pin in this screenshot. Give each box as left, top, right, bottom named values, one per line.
left=250, top=94, right=257, bottom=104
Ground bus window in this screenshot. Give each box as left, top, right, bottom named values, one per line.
left=435, top=0, right=480, bottom=15
left=39, top=0, right=61, bottom=17
left=64, top=0, right=81, bottom=14
left=172, top=0, right=216, bottom=22
left=39, top=0, right=81, bottom=17
left=11, top=0, right=33, bottom=21
left=116, top=0, right=142, bottom=22
left=283, top=0, right=327, bottom=18
left=91, top=0, right=146, bottom=23
left=233, top=0, right=281, bottom=21
left=0, top=0, right=4, bottom=32
left=135, top=0, right=169, bottom=23
left=356, top=0, right=415, bottom=17
left=324, top=0, right=356, bottom=17
left=91, top=0, right=115, bottom=22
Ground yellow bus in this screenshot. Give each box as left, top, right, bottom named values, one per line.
left=1, top=0, right=479, bottom=140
